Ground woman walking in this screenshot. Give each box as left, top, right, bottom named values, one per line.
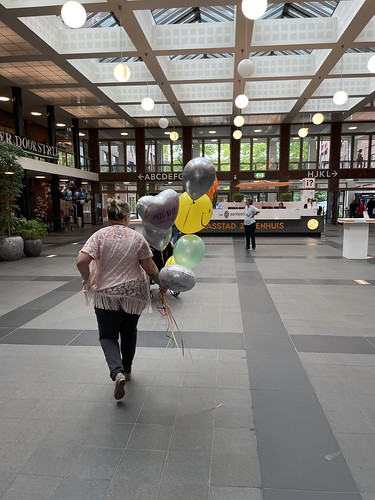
left=77, top=198, right=165, bottom=400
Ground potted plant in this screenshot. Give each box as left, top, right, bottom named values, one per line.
left=0, top=142, right=25, bottom=261
left=17, top=218, right=48, bottom=257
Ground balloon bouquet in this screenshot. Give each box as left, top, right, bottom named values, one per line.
left=136, top=157, right=218, bottom=349
left=136, top=157, right=218, bottom=295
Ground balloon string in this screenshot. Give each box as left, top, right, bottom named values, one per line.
left=157, top=290, right=184, bottom=357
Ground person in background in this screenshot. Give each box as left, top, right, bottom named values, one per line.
left=349, top=198, right=358, bottom=218
left=366, top=198, right=375, bottom=219
left=76, top=198, right=166, bottom=401
left=244, top=198, right=260, bottom=251
left=357, top=199, right=365, bottom=218
left=357, top=149, right=364, bottom=168
left=278, top=202, right=286, bottom=209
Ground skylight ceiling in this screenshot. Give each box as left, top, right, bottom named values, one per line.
left=0, top=0, right=374, bottom=129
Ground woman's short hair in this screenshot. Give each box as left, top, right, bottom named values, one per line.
left=106, top=198, right=130, bottom=220
left=247, top=198, right=253, bottom=204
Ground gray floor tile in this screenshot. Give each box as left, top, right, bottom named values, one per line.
left=262, top=490, right=362, bottom=500
left=157, top=483, right=209, bottom=500
left=0, top=328, right=81, bottom=345
left=211, top=452, right=261, bottom=488
left=105, top=479, right=158, bottom=500
left=1, top=474, right=62, bottom=500
left=169, top=424, right=212, bottom=452
left=247, top=350, right=313, bottom=392
left=0, top=472, right=17, bottom=496
left=114, top=449, right=167, bottom=482
left=291, top=335, right=375, bottom=354
left=66, top=446, right=123, bottom=479
left=210, top=486, right=262, bottom=500
left=51, top=477, right=109, bottom=500
left=22, top=443, right=81, bottom=476
left=161, top=450, right=211, bottom=485
left=0, top=442, right=39, bottom=473
left=0, top=311, right=43, bottom=328
left=252, top=390, right=359, bottom=492
left=127, top=423, right=173, bottom=450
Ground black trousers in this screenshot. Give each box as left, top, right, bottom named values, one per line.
left=244, top=223, right=256, bottom=249
left=94, top=308, right=140, bottom=380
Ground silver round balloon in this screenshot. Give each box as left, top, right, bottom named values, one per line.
left=159, top=264, right=196, bottom=293
left=141, top=222, right=172, bottom=251
left=182, top=157, right=216, bottom=201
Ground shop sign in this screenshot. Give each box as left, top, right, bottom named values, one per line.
left=0, top=131, right=58, bottom=158
left=307, top=170, right=337, bottom=179
left=138, top=172, right=183, bottom=181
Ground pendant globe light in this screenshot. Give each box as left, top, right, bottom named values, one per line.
left=159, top=117, right=169, bottom=129
left=235, top=94, right=249, bottom=109
left=312, top=113, right=324, bottom=125
left=298, top=127, right=308, bottom=138
left=141, top=58, right=154, bottom=111
left=170, top=131, right=179, bottom=141
left=233, top=129, right=243, bottom=140
left=234, top=115, right=245, bottom=127
left=238, top=59, right=254, bottom=78
left=333, top=54, right=348, bottom=106
left=237, top=22, right=255, bottom=79
left=159, top=102, right=169, bottom=129
left=113, top=6, right=131, bottom=82
left=61, top=1, right=86, bottom=29
left=241, top=0, right=267, bottom=20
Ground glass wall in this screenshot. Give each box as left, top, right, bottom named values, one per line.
left=100, top=182, right=138, bottom=219
left=99, top=140, right=136, bottom=173
left=240, top=126, right=280, bottom=171
left=192, top=127, right=231, bottom=171
left=289, top=129, right=331, bottom=170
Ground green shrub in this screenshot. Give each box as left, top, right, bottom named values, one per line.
left=17, top=218, right=48, bottom=240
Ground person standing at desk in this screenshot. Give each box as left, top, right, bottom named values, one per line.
left=244, top=198, right=260, bottom=251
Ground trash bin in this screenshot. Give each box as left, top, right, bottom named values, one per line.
left=77, top=216, right=83, bottom=228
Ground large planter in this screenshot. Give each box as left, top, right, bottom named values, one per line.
left=24, top=239, right=43, bottom=257
left=0, top=236, right=24, bottom=261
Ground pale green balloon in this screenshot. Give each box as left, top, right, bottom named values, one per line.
left=173, top=234, right=205, bottom=269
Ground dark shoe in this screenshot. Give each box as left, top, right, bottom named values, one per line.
left=245, top=246, right=250, bottom=250
left=124, top=372, right=131, bottom=381
left=252, top=247, right=256, bottom=251
left=114, top=373, right=126, bottom=400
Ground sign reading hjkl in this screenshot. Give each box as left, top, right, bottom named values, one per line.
left=307, top=170, right=337, bottom=179
left=0, top=131, right=58, bottom=158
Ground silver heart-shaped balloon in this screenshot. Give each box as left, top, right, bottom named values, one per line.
left=136, top=189, right=179, bottom=229
left=141, top=222, right=172, bottom=251
left=182, top=157, right=216, bottom=201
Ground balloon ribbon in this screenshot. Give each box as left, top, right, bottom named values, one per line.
left=157, top=290, right=184, bottom=356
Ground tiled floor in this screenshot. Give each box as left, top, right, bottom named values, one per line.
left=0, top=225, right=375, bottom=499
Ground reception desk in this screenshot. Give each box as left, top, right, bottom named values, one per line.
left=337, top=218, right=375, bottom=259
left=201, top=203, right=323, bottom=235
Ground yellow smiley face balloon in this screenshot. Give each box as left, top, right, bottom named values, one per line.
left=175, top=192, right=212, bottom=234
